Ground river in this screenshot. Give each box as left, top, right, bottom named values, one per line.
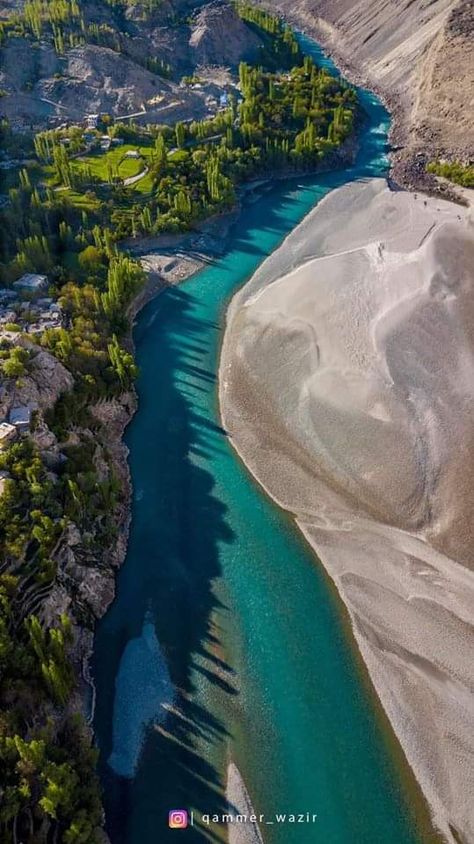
left=92, top=36, right=436, bottom=844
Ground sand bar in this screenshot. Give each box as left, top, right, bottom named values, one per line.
left=226, top=762, right=264, bottom=844
left=220, top=178, right=474, bottom=843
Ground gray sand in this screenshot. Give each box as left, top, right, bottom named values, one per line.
left=220, top=178, right=474, bottom=843
left=226, top=763, right=264, bottom=844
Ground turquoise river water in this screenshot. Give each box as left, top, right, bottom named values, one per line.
left=92, top=36, right=436, bottom=844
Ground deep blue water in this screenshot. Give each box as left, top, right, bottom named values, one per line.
left=92, top=36, right=435, bottom=844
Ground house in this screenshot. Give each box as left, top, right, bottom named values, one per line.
left=100, top=135, right=112, bottom=151
left=0, top=290, right=17, bottom=304
left=0, top=310, right=18, bottom=324
left=111, top=137, right=124, bottom=146
left=13, top=274, right=48, bottom=294
left=124, top=149, right=140, bottom=159
left=9, top=406, right=32, bottom=434
left=86, top=114, right=99, bottom=129
left=41, top=319, right=61, bottom=330
left=0, top=421, right=17, bottom=449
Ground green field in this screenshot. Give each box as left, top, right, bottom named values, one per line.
left=65, top=189, right=103, bottom=210
left=71, top=143, right=152, bottom=182
left=4, top=141, right=158, bottom=212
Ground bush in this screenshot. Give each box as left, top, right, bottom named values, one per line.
left=427, top=160, right=474, bottom=188
left=2, top=346, right=30, bottom=378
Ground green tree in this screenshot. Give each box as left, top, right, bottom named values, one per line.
left=78, top=244, right=103, bottom=276
left=175, top=122, right=186, bottom=149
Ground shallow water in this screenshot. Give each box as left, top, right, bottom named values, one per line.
left=92, top=37, right=432, bottom=844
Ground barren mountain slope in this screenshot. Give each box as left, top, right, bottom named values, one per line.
left=258, top=0, right=473, bottom=189
left=0, top=1, right=265, bottom=129
left=189, top=1, right=264, bottom=65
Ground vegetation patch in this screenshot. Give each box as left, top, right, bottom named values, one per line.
left=427, top=160, right=474, bottom=188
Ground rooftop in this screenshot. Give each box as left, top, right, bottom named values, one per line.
left=9, top=406, right=32, bottom=427
left=0, top=290, right=17, bottom=302
left=0, top=421, right=17, bottom=442
left=13, top=274, right=48, bottom=292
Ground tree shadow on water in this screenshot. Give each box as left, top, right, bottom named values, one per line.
left=93, top=287, right=238, bottom=843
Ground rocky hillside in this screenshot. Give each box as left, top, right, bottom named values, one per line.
left=257, top=0, right=473, bottom=191
left=189, top=1, right=263, bottom=65
left=0, top=0, right=265, bottom=129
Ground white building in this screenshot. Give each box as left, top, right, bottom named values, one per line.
left=9, top=406, right=32, bottom=434
left=0, top=421, right=17, bottom=448
left=0, top=310, right=18, bottom=324
left=13, top=274, right=48, bottom=294
left=0, top=290, right=17, bottom=304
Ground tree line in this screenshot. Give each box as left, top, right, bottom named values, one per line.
left=0, top=8, right=359, bottom=841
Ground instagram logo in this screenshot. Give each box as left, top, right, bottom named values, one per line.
left=169, top=810, right=188, bottom=829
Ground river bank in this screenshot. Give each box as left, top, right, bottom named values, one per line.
left=255, top=0, right=473, bottom=203
left=93, top=175, right=442, bottom=844
left=219, top=176, right=474, bottom=843
left=87, top=116, right=364, bottom=634
left=89, top=24, right=445, bottom=844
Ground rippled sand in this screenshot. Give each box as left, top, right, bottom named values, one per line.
left=219, top=178, right=474, bottom=843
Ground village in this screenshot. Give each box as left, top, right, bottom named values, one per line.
left=0, top=273, right=64, bottom=338
left=0, top=383, right=37, bottom=496
left=0, top=270, right=66, bottom=497
left=0, top=92, right=238, bottom=490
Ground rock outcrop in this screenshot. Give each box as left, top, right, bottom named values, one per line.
left=189, top=1, right=263, bottom=66
left=0, top=342, right=73, bottom=425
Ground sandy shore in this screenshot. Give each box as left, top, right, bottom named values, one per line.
left=226, top=763, right=264, bottom=844
left=219, top=177, right=474, bottom=843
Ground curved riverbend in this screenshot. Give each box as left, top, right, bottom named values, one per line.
left=92, top=38, right=439, bottom=844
